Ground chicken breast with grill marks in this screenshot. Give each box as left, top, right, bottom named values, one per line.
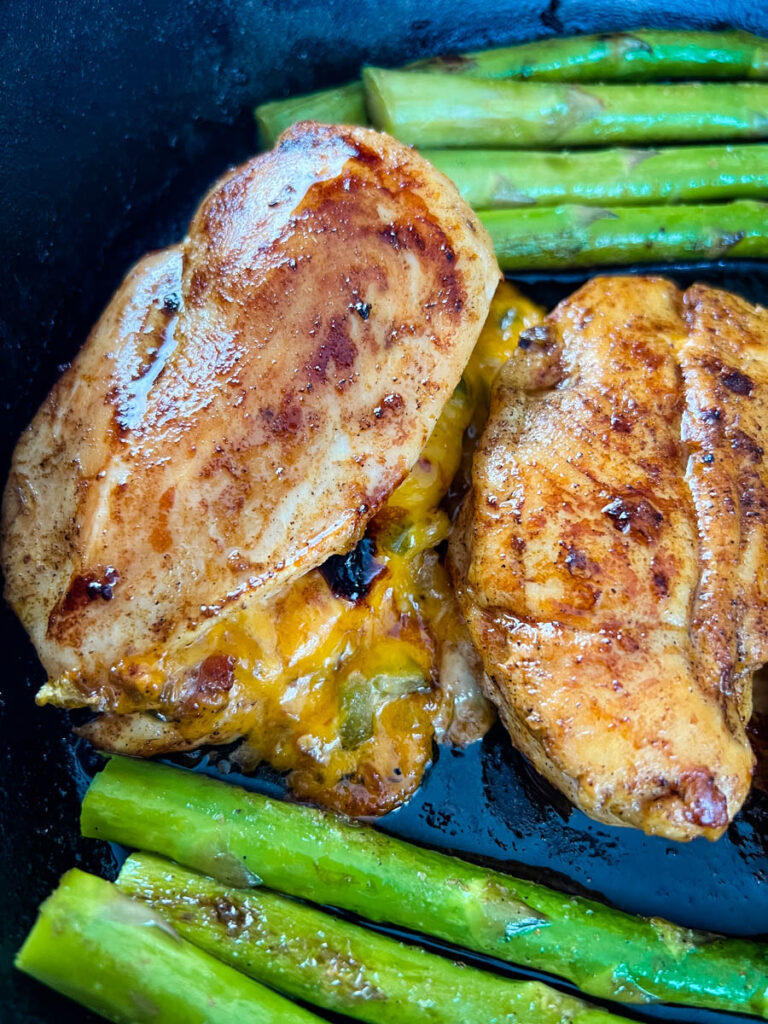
left=2, top=122, right=499, bottom=738
left=450, top=275, right=768, bottom=840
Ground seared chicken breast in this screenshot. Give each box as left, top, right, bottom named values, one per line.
left=451, top=276, right=768, bottom=840
left=2, top=122, right=499, bottom=792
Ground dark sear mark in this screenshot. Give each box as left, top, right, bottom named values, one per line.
left=652, top=570, right=669, bottom=597
left=602, top=495, right=663, bottom=543
left=320, top=536, right=385, bottom=602
left=702, top=355, right=755, bottom=397
left=721, top=367, right=754, bottom=396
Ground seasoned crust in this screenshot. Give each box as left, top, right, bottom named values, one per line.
left=2, top=122, right=499, bottom=691
left=450, top=275, right=767, bottom=840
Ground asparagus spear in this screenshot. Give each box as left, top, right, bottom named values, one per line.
left=119, top=852, right=622, bottom=1024
left=426, top=144, right=768, bottom=209
left=256, top=81, right=366, bottom=146
left=478, top=199, right=768, bottom=270
left=15, top=868, right=320, bottom=1024
left=364, top=68, right=768, bottom=149
left=82, top=757, right=768, bottom=1016
left=255, top=31, right=768, bottom=146
left=413, top=30, right=768, bottom=82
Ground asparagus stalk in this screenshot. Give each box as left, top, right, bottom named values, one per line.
left=15, top=868, right=320, bottom=1024
left=118, top=852, right=622, bottom=1024
left=255, top=31, right=768, bottom=146
left=426, top=143, right=768, bottom=209
left=364, top=68, right=768, bottom=149
left=478, top=199, right=768, bottom=270
left=413, top=30, right=768, bottom=82
left=256, top=81, right=366, bottom=146
left=82, top=758, right=768, bottom=1016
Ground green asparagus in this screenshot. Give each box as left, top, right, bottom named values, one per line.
left=479, top=199, right=768, bottom=269
left=256, top=81, right=366, bottom=146
left=256, top=31, right=768, bottom=146
left=413, top=29, right=768, bottom=82
left=364, top=68, right=768, bottom=148
left=82, top=758, right=768, bottom=1017
left=118, top=852, right=622, bottom=1024
left=426, top=143, right=768, bottom=209
left=15, top=868, right=319, bottom=1024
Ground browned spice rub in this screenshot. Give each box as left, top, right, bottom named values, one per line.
left=450, top=275, right=768, bottom=840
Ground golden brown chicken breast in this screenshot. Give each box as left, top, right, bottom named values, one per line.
left=2, top=122, right=499, bottom=812
left=450, top=275, right=768, bottom=840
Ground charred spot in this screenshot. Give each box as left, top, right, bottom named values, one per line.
left=730, top=428, right=764, bottom=462
left=307, top=319, right=357, bottom=383
left=602, top=495, right=663, bottom=543
left=679, top=770, right=729, bottom=829
left=652, top=570, right=669, bottom=597
left=702, top=355, right=755, bottom=397
left=518, top=324, right=553, bottom=350
left=320, top=536, right=385, bottom=602
left=373, top=393, right=404, bottom=419
left=721, top=367, right=754, bottom=396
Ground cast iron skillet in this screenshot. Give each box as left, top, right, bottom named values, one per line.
left=3, top=2, right=768, bottom=1022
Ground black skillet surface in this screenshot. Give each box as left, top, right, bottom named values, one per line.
left=4, top=2, right=768, bottom=1021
